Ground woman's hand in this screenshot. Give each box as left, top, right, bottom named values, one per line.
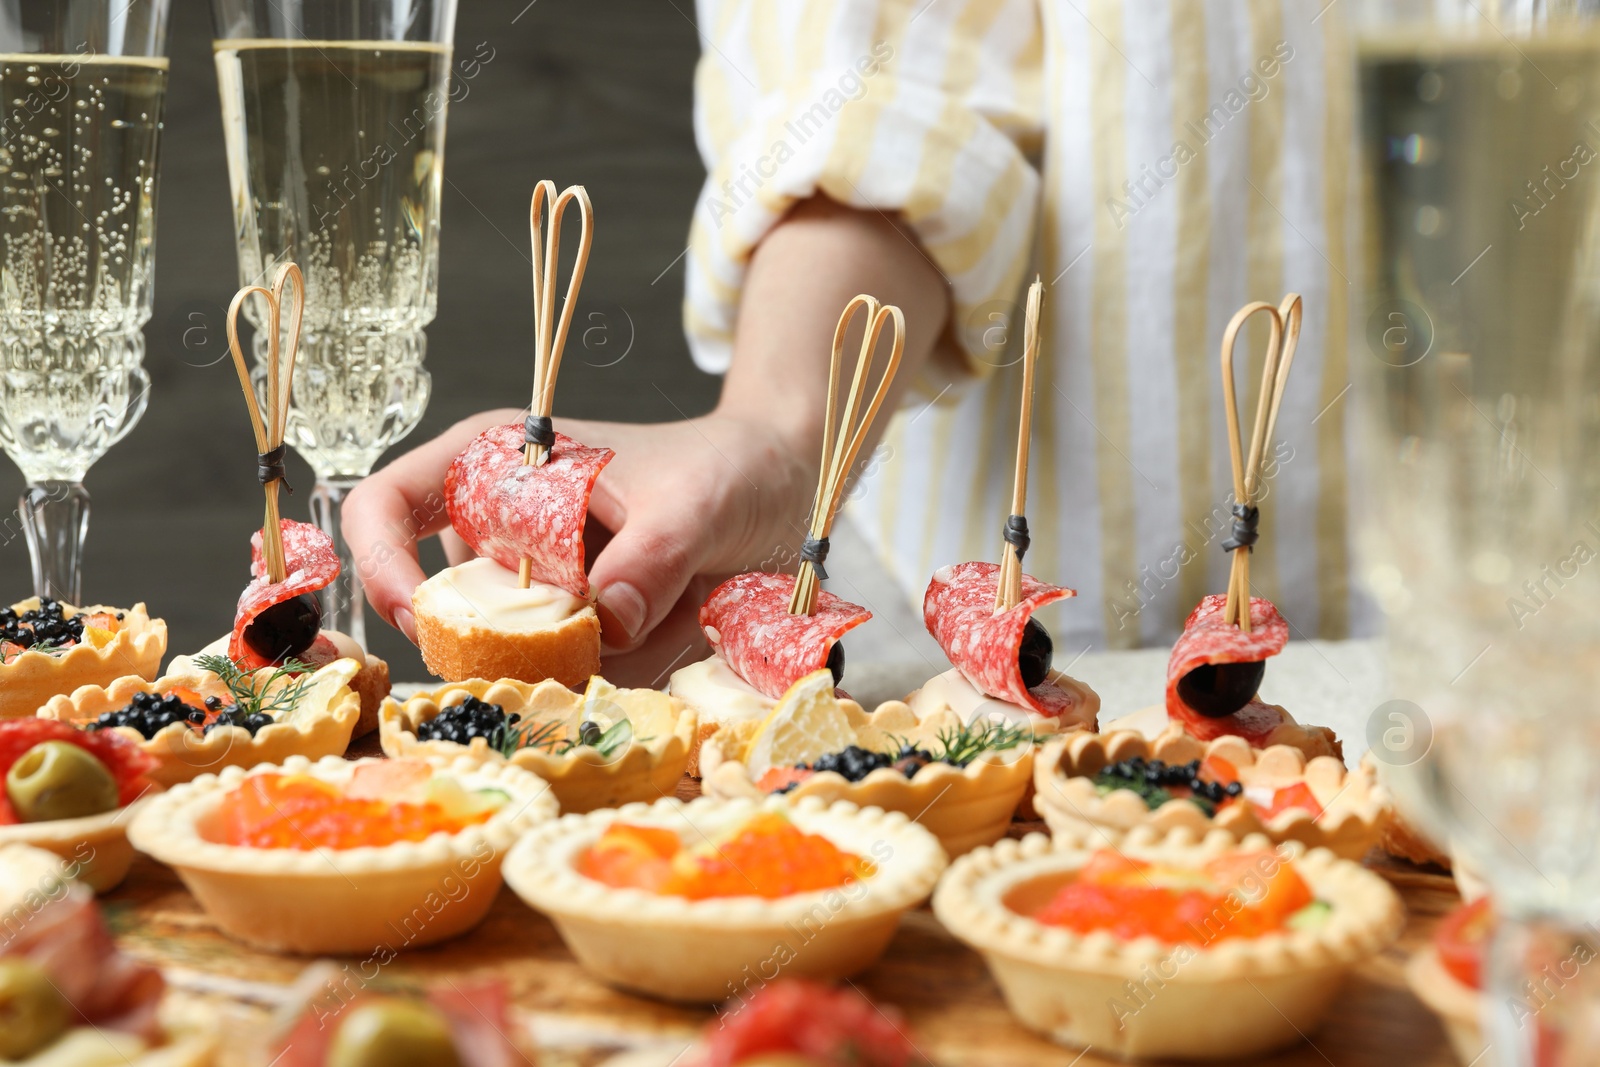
left=342, top=409, right=815, bottom=682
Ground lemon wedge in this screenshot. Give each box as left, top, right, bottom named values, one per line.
left=744, top=669, right=856, bottom=774
left=82, top=626, right=115, bottom=650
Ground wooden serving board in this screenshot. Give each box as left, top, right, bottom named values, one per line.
left=101, top=767, right=1466, bottom=1067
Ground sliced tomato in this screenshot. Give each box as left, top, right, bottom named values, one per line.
left=1435, top=897, right=1492, bottom=991
left=1255, top=781, right=1324, bottom=821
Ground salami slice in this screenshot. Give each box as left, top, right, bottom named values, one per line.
left=1166, top=593, right=1290, bottom=745
left=699, top=572, right=871, bottom=699
left=445, top=423, right=613, bottom=598
left=229, top=519, right=340, bottom=671
left=922, top=561, right=1085, bottom=718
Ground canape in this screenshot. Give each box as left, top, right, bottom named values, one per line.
left=0, top=718, right=159, bottom=892
left=0, top=597, right=166, bottom=720
left=671, top=296, right=905, bottom=764
left=380, top=675, right=697, bottom=814
left=43, top=658, right=362, bottom=788
left=1033, top=730, right=1390, bottom=860
left=0, top=843, right=215, bottom=1065
left=700, top=668, right=1033, bottom=857
left=415, top=183, right=609, bottom=689
left=933, top=824, right=1405, bottom=1061
left=127, top=755, right=557, bottom=955
left=502, top=793, right=947, bottom=1002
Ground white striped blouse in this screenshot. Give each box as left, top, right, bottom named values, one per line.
left=684, top=0, right=1362, bottom=651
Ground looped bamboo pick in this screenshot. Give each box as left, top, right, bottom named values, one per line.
left=1219, top=293, right=1302, bottom=630
left=788, top=295, right=906, bottom=616
left=995, top=277, right=1044, bottom=613
left=226, top=262, right=305, bottom=585
left=519, top=179, right=594, bottom=589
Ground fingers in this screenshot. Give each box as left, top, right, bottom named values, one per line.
left=587, top=506, right=706, bottom=653
left=597, top=581, right=713, bottom=687
left=343, top=410, right=518, bottom=639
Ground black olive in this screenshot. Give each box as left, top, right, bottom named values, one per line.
left=1176, top=660, right=1266, bottom=719
left=825, top=641, right=845, bottom=687
left=241, top=593, right=322, bottom=664
left=1017, top=618, right=1053, bottom=690
left=578, top=720, right=603, bottom=747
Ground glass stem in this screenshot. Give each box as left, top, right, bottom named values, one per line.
left=19, top=482, right=90, bottom=604
left=1486, top=913, right=1599, bottom=1066
left=308, top=478, right=365, bottom=647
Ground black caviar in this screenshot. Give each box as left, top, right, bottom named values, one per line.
left=90, top=691, right=270, bottom=738
left=1092, top=756, right=1243, bottom=816
left=0, top=598, right=85, bottom=651
left=774, top=743, right=942, bottom=794
left=415, top=696, right=519, bottom=745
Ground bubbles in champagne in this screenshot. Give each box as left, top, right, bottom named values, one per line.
left=214, top=41, right=449, bottom=479
left=0, top=55, right=166, bottom=482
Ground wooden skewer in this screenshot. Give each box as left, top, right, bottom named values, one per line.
left=995, top=277, right=1044, bottom=613
left=1219, top=293, right=1301, bottom=630
left=519, top=180, right=594, bottom=589
left=226, top=263, right=305, bottom=585
left=788, top=295, right=906, bottom=616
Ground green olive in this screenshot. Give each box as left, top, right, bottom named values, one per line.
left=326, top=999, right=462, bottom=1067
left=0, top=958, right=71, bottom=1059
left=6, top=740, right=119, bottom=823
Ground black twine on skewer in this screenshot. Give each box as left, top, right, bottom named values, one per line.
left=1003, top=514, right=1031, bottom=560
left=1221, top=503, right=1260, bottom=553
left=524, top=414, right=556, bottom=451
left=800, top=536, right=831, bottom=580
left=256, top=443, right=291, bottom=493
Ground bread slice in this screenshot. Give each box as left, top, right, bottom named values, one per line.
left=414, top=603, right=600, bottom=689
left=412, top=560, right=601, bottom=689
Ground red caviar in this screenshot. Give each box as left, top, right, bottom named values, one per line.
left=210, top=772, right=492, bottom=850
left=579, top=813, right=872, bottom=899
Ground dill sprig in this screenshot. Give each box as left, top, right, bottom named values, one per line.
left=193, top=653, right=314, bottom=720
left=486, top=716, right=640, bottom=760
left=933, top=720, right=1030, bottom=767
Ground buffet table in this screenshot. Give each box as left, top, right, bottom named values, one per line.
left=103, top=642, right=1460, bottom=1067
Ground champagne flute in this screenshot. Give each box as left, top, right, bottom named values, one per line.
left=0, top=0, right=171, bottom=604
left=210, top=0, right=457, bottom=645
left=1356, top=2, right=1600, bottom=1062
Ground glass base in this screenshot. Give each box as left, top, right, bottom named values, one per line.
left=20, top=482, right=90, bottom=604
left=309, top=479, right=364, bottom=647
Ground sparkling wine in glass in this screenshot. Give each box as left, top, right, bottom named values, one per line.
left=210, top=0, right=457, bottom=644
left=1356, top=3, right=1600, bottom=1062
left=0, top=0, right=171, bottom=603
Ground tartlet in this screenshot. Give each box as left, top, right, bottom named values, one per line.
left=127, top=754, right=558, bottom=955
left=700, top=676, right=1033, bottom=858
left=0, top=598, right=166, bottom=719
left=0, top=719, right=160, bottom=892
left=1034, top=730, right=1390, bottom=860
left=379, top=675, right=697, bottom=814
left=42, top=659, right=363, bottom=788
left=932, top=824, right=1405, bottom=1061
left=502, top=794, right=948, bottom=1002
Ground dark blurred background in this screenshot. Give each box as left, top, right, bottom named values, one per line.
left=0, top=0, right=717, bottom=680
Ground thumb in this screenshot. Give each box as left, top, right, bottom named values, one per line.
left=588, top=509, right=705, bottom=653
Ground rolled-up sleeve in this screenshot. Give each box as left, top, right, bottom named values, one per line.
left=685, top=0, right=1044, bottom=375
